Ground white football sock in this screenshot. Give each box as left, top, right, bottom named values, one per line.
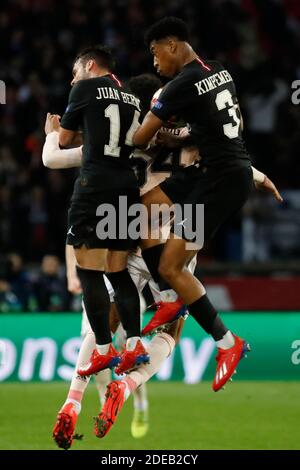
left=123, top=332, right=175, bottom=392
left=126, top=336, right=140, bottom=351
left=216, top=330, right=235, bottom=350
left=96, top=343, right=111, bottom=354
left=65, top=398, right=81, bottom=415
left=69, top=331, right=95, bottom=394
left=159, top=289, right=178, bottom=302
left=133, top=383, right=148, bottom=411
left=94, top=368, right=112, bottom=406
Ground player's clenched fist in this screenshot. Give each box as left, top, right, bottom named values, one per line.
left=44, top=112, right=61, bottom=135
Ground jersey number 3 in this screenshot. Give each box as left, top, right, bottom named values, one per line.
left=104, top=104, right=140, bottom=157
left=215, top=89, right=241, bottom=139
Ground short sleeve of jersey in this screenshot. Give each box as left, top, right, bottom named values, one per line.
left=150, top=76, right=194, bottom=121
left=60, top=80, right=90, bottom=131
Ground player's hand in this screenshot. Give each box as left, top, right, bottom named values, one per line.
left=255, top=175, right=283, bottom=203
left=67, top=275, right=82, bottom=294
left=155, top=130, right=182, bottom=148
left=44, top=113, right=61, bottom=135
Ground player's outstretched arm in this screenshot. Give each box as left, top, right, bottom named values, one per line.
left=133, top=111, right=163, bottom=148
left=42, top=113, right=82, bottom=169
left=252, top=166, right=283, bottom=203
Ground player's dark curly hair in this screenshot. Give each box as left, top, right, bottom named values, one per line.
left=145, top=17, right=189, bottom=46
left=75, top=45, right=115, bottom=71
left=128, top=73, right=162, bottom=118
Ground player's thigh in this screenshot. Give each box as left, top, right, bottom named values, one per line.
left=159, top=233, right=199, bottom=273
left=141, top=185, right=173, bottom=212
left=75, top=246, right=107, bottom=271
left=141, top=186, right=174, bottom=249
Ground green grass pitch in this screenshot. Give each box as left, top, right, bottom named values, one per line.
left=0, top=381, right=299, bottom=450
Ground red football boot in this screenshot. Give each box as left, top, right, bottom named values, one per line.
left=52, top=403, right=78, bottom=450
left=114, top=339, right=149, bottom=375
left=142, top=299, right=188, bottom=336
left=94, top=380, right=126, bottom=438
left=212, top=334, right=251, bottom=392
left=77, top=344, right=121, bottom=377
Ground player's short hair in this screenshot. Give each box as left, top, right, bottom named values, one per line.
left=75, top=45, right=115, bottom=71
left=145, top=17, right=189, bottom=46
left=128, top=73, right=162, bottom=116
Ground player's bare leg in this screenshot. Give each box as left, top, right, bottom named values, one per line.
left=158, top=235, right=205, bottom=303
left=113, top=307, right=150, bottom=439
left=94, top=318, right=184, bottom=438
left=53, top=331, right=95, bottom=449
left=158, top=234, right=250, bottom=391
left=130, top=383, right=149, bottom=439
left=53, top=301, right=120, bottom=450
left=142, top=214, right=250, bottom=391
left=141, top=187, right=189, bottom=332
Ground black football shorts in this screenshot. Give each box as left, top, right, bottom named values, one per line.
left=67, top=188, right=141, bottom=250
left=159, top=162, right=253, bottom=245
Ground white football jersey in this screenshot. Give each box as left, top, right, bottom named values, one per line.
left=132, top=126, right=199, bottom=196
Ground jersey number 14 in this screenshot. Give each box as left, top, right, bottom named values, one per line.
left=104, top=104, right=140, bottom=157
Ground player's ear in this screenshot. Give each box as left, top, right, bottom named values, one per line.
left=169, top=39, right=177, bottom=54
left=85, top=59, right=94, bottom=73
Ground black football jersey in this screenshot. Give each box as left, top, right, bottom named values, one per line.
left=151, top=59, right=251, bottom=168
left=60, top=75, right=141, bottom=193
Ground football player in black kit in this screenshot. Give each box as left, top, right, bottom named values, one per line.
left=133, top=17, right=253, bottom=392
left=59, top=46, right=149, bottom=378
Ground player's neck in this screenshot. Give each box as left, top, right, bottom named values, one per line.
left=179, top=43, right=198, bottom=71
left=89, top=69, right=111, bottom=79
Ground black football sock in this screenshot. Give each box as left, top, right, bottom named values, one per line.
left=142, top=244, right=171, bottom=292
left=76, top=267, right=111, bottom=345
left=188, top=294, right=228, bottom=341
left=106, top=269, right=140, bottom=338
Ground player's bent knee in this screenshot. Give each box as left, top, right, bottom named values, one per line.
left=158, top=260, right=177, bottom=282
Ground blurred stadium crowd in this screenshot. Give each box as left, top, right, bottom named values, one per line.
left=1, top=0, right=300, bottom=311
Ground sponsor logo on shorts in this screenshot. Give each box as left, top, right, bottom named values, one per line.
left=67, top=226, right=75, bottom=236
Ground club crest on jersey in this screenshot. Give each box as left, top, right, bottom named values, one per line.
left=152, top=100, right=163, bottom=110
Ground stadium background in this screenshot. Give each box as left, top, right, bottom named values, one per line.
left=0, top=0, right=300, bottom=450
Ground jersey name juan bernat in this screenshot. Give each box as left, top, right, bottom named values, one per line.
left=96, top=86, right=141, bottom=110
left=194, top=69, right=233, bottom=96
